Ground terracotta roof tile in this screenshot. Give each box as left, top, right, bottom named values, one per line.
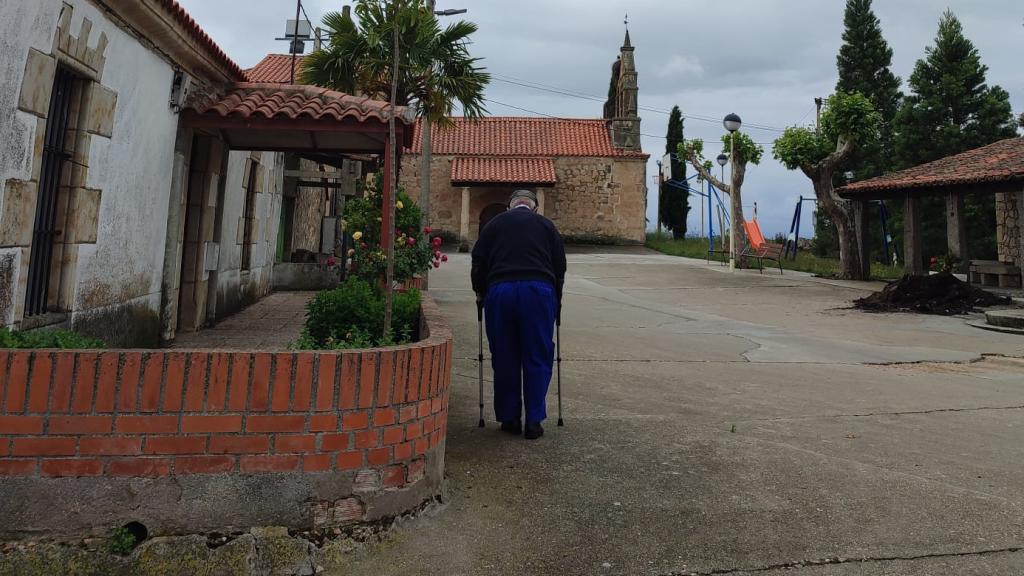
left=410, top=117, right=648, bottom=158
left=451, top=157, right=557, bottom=185
left=245, top=54, right=307, bottom=83
left=840, top=137, right=1024, bottom=196
left=155, top=0, right=244, bottom=79
left=191, top=83, right=415, bottom=124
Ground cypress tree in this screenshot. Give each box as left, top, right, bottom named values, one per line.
left=659, top=106, right=689, bottom=238
left=836, top=0, right=902, bottom=178
left=894, top=10, right=1017, bottom=261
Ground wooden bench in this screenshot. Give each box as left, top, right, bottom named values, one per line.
left=969, top=260, right=1022, bottom=289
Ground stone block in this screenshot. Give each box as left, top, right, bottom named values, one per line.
left=32, top=117, right=46, bottom=181
left=18, top=49, right=57, bottom=117
left=0, top=180, right=38, bottom=247
left=67, top=187, right=102, bottom=244
left=83, top=84, right=117, bottom=138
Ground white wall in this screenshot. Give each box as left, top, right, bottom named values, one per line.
left=70, top=0, right=179, bottom=322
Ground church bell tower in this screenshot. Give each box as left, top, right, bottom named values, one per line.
left=609, top=29, right=641, bottom=151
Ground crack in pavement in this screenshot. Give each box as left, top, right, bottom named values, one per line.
left=737, top=404, right=1024, bottom=423
left=663, top=545, right=1024, bottom=575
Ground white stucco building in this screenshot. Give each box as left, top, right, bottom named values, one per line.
left=0, top=0, right=408, bottom=346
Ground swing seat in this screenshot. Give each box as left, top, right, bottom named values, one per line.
left=740, top=220, right=784, bottom=275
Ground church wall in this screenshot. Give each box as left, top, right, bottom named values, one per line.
left=400, top=154, right=647, bottom=245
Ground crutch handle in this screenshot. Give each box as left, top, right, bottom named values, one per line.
left=476, top=295, right=484, bottom=321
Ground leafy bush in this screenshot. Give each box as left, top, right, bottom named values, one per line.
left=296, top=277, right=421, bottom=350
left=0, top=327, right=106, bottom=349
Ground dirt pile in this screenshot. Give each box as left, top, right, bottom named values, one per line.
left=854, top=273, right=1010, bottom=315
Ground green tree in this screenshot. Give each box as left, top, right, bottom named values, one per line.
left=773, top=92, right=881, bottom=280
left=301, top=0, right=490, bottom=227
left=836, top=0, right=902, bottom=179
left=659, top=106, right=689, bottom=238
left=681, top=132, right=764, bottom=254
left=893, top=10, right=1017, bottom=263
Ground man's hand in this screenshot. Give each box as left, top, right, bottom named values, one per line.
left=475, top=292, right=484, bottom=321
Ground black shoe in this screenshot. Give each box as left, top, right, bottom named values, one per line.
left=524, top=422, right=544, bottom=440
left=500, top=419, right=522, bottom=435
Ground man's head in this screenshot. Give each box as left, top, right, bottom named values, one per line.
left=508, top=189, right=538, bottom=211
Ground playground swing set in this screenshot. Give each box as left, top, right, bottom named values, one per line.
left=661, top=162, right=784, bottom=274
left=661, top=155, right=901, bottom=272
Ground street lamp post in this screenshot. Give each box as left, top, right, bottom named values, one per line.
left=723, top=113, right=741, bottom=271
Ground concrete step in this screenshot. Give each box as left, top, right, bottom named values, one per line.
left=985, top=309, right=1024, bottom=329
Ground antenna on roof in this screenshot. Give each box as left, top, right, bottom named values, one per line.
left=273, top=0, right=313, bottom=82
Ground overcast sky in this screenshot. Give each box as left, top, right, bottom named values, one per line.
left=178, top=0, right=1023, bottom=239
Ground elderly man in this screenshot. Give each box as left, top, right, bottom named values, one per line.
left=471, top=190, right=566, bottom=440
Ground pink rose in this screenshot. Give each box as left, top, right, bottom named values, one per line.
left=441, top=255, right=448, bottom=262
left=433, top=261, right=440, bottom=268
left=424, top=227, right=432, bottom=234
left=407, top=237, right=415, bottom=246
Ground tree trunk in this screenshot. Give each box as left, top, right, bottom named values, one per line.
left=813, top=175, right=864, bottom=280
left=730, top=161, right=747, bottom=254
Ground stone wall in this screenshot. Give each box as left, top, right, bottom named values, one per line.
left=995, top=191, right=1020, bottom=265
left=0, top=295, right=452, bottom=540
left=400, top=154, right=647, bottom=245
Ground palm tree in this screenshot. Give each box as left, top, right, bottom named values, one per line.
left=301, top=0, right=490, bottom=222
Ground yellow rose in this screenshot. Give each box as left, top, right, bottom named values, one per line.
left=396, top=201, right=404, bottom=210
left=352, top=231, right=363, bottom=241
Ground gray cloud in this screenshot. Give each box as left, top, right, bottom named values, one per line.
left=178, top=0, right=1023, bottom=238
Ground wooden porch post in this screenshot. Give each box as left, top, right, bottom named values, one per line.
left=854, top=200, right=870, bottom=279
left=945, top=190, right=968, bottom=273
left=904, top=193, right=924, bottom=275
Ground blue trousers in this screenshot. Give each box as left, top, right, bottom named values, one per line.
left=485, top=281, right=557, bottom=424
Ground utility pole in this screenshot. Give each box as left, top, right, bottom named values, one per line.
left=814, top=97, right=823, bottom=134
left=655, top=161, right=663, bottom=236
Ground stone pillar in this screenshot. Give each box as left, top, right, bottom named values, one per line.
left=537, top=189, right=545, bottom=216
left=853, top=200, right=871, bottom=279
left=460, top=187, right=470, bottom=243
left=995, top=191, right=1020, bottom=265
left=904, top=194, right=924, bottom=276
left=1018, top=188, right=1024, bottom=288
left=945, top=191, right=968, bottom=272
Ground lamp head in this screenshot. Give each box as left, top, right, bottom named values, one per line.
left=723, top=113, right=742, bottom=133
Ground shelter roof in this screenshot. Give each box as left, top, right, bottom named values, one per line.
left=839, top=138, right=1024, bottom=198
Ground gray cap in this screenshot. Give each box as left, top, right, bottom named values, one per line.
left=508, top=189, right=538, bottom=206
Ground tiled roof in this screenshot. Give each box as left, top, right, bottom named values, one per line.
left=245, top=54, right=307, bottom=83
left=409, top=117, right=648, bottom=158
left=840, top=138, right=1024, bottom=196
left=155, top=0, right=244, bottom=79
left=451, top=157, right=557, bottom=185
left=191, top=83, right=415, bottom=124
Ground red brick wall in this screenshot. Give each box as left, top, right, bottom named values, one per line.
left=0, top=297, right=451, bottom=506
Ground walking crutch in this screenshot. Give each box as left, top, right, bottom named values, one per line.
left=556, top=308, right=564, bottom=427
left=477, top=297, right=485, bottom=428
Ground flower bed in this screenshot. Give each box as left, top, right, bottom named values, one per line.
left=0, top=295, right=452, bottom=540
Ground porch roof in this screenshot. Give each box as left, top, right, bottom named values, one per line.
left=838, top=137, right=1024, bottom=199
left=182, top=83, right=415, bottom=152
left=451, top=157, right=557, bottom=187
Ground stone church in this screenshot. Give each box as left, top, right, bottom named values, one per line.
left=399, top=31, right=649, bottom=245
left=244, top=31, right=649, bottom=248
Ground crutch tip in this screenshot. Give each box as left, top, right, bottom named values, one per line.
left=557, top=418, right=564, bottom=427
left=477, top=419, right=485, bottom=428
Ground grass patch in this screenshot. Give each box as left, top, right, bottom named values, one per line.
left=645, top=233, right=902, bottom=280
left=0, top=327, right=106, bottom=349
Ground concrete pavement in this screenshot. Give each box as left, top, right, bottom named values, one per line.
left=343, top=248, right=1024, bottom=575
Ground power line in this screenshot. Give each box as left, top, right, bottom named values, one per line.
left=491, top=73, right=788, bottom=132
left=483, top=97, right=777, bottom=146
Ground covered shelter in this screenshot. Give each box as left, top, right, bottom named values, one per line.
left=838, top=137, right=1024, bottom=287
